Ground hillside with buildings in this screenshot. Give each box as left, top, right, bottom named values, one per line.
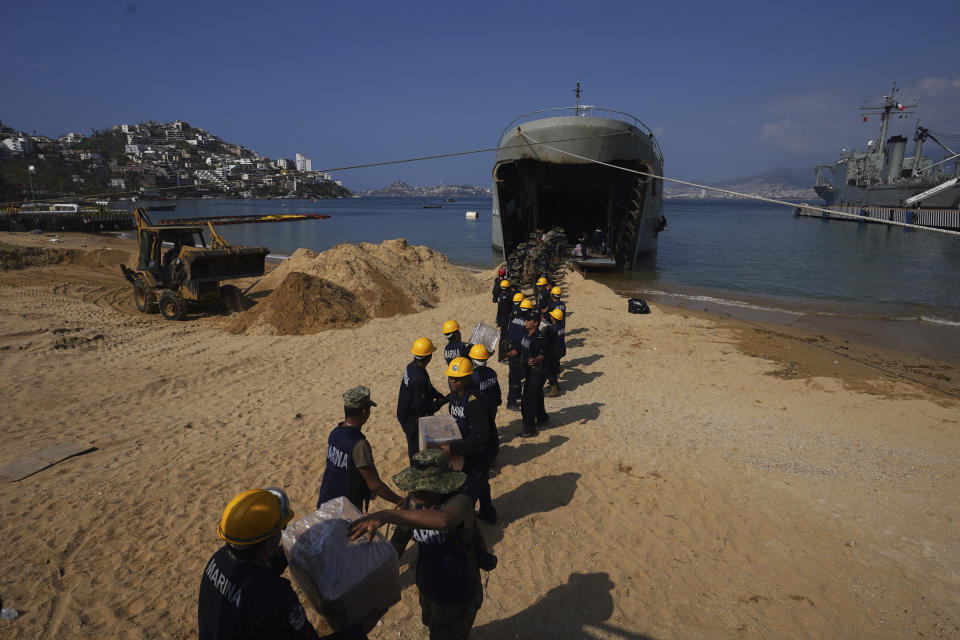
left=0, top=118, right=351, bottom=202
left=663, top=167, right=816, bottom=200
left=362, top=181, right=492, bottom=197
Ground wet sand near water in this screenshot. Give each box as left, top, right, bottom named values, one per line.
left=0, top=230, right=958, bottom=639
left=596, top=282, right=960, bottom=364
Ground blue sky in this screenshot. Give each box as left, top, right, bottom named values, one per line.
left=3, top=0, right=959, bottom=191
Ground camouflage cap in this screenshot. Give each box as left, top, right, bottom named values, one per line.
left=392, top=449, right=466, bottom=494
left=343, top=385, right=377, bottom=409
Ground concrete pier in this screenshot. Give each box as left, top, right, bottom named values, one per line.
left=795, top=204, right=960, bottom=231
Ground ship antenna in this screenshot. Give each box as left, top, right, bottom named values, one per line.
left=859, top=81, right=917, bottom=161
left=574, top=76, right=582, bottom=112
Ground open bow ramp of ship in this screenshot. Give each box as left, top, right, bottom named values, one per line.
left=491, top=95, right=666, bottom=270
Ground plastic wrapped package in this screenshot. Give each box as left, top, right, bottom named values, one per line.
left=281, top=497, right=400, bottom=631
left=469, top=321, right=499, bottom=353
left=418, top=415, right=464, bottom=470
left=418, top=415, right=462, bottom=451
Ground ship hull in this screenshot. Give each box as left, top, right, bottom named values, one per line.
left=815, top=183, right=960, bottom=209
left=492, top=112, right=664, bottom=269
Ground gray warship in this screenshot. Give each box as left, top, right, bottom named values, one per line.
left=814, top=83, right=960, bottom=209
left=491, top=84, right=665, bottom=268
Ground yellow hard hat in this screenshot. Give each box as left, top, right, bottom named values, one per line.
left=519, top=299, right=535, bottom=310
left=411, top=337, right=437, bottom=357
left=551, top=286, right=562, bottom=296
left=468, top=343, right=490, bottom=360
left=441, top=320, right=460, bottom=335
left=218, top=488, right=293, bottom=547
left=549, top=308, right=564, bottom=321
left=512, top=292, right=525, bottom=303
left=536, top=277, right=548, bottom=286
left=499, top=279, right=510, bottom=288
left=445, top=356, right=474, bottom=377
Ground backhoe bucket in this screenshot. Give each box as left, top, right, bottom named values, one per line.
left=181, top=246, right=269, bottom=282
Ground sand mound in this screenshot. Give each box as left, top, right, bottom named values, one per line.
left=227, top=272, right=367, bottom=336
left=0, top=246, right=128, bottom=271
left=250, top=239, right=485, bottom=318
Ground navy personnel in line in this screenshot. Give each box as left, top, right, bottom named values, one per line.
left=440, top=357, right=499, bottom=524
left=316, top=386, right=404, bottom=512
left=491, top=268, right=506, bottom=302
left=469, top=344, right=501, bottom=421
left=441, top=320, right=472, bottom=365
left=398, top=338, right=449, bottom=462
left=350, top=450, right=489, bottom=639
left=504, top=297, right=534, bottom=410
left=535, top=276, right=552, bottom=316
left=548, top=286, right=567, bottom=361
left=198, top=488, right=319, bottom=639
left=518, top=311, right=549, bottom=437
left=542, top=308, right=563, bottom=398
left=495, top=282, right=515, bottom=361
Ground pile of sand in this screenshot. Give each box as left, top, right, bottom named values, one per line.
left=250, top=239, right=486, bottom=319
left=226, top=272, right=366, bottom=336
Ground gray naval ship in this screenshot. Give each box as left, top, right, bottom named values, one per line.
left=814, top=83, right=960, bottom=209
left=492, top=84, right=665, bottom=269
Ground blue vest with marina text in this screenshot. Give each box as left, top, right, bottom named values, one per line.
left=316, top=425, right=369, bottom=508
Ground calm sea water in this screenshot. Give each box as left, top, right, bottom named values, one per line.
left=158, top=196, right=500, bottom=268
left=155, top=196, right=960, bottom=358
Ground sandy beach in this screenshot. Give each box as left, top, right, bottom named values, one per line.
left=1, top=230, right=958, bottom=639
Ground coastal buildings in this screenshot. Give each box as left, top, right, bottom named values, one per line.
left=0, top=118, right=349, bottom=201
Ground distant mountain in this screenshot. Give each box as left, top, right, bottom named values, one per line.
left=362, top=181, right=491, bottom=197
left=664, top=167, right=816, bottom=199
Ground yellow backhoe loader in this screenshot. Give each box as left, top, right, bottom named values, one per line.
left=120, top=208, right=269, bottom=320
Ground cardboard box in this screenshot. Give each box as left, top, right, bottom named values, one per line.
left=282, top=497, right=400, bottom=632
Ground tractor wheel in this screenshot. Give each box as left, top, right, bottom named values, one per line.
left=158, top=293, right=185, bottom=321
left=133, top=279, right=157, bottom=314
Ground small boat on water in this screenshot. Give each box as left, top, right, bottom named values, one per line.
left=2, top=201, right=134, bottom=232
left=492, top=82, right=666, bottom=269
left=159, top=213, right=330, bottom=226
left=17, top=202, right=101, bottom=215
left=146, top=203, right=178, bottom=211
left=445, top=197, right=456, bottom=202
left=422, top=204, right=442, bottom=209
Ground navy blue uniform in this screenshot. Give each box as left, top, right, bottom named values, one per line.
left=443, top=339, right=471, bottom=365
left=495, top=293, right=514, bottom=361
left=410, top=495, right=482, bottom=636
left=519, top=329, right=549, bottom=432
left=536, top=288, right=552, bottom=315
left=448, top=388, right=499, bottom=521
left=316, top=424, right=371, bottom=511
left=495, top=293, right=513, bottom=329
left=504, top=309, right=528, bottom=405
left=549, top=300, right=567, bottom=358
left=198, top=545, right=315, bottom=640
left=492, top=278, right=505, bottom=302
left=542, top=324, right=560, bottom=387
left=472, top=365, right=501, bottom=422
left=397, top=361, right=447, bottom=461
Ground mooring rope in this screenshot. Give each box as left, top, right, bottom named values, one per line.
left=517, top=130, right=960, bottom=238
left=0, top=132, right=628, bottom=208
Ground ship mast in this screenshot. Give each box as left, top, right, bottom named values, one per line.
left=860, top=82, right=917, bottom=169
left=573, top=77, right=582, bottom=113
